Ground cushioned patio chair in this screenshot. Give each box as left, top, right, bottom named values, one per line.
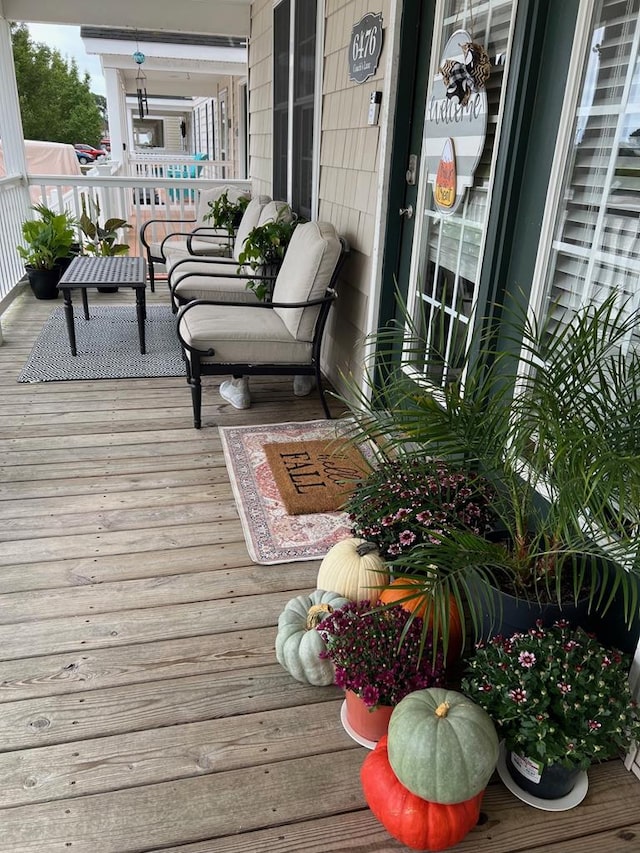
left=176, top=221, right=349, bottom=427
left=139, top=185, right=250, bottom=292
left=166, top=200, right=292, bottom=311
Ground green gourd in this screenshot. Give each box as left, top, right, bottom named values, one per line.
left=275, top=589, right=350, bottom=685
left=387, top=687, right=499, bottom=804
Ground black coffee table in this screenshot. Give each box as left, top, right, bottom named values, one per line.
left=57, top=256, right=148, bottom=356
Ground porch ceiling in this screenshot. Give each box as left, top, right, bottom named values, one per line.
left=2, top=0, right=249, bottom=100
left=0, top=0, right=250, bottom=37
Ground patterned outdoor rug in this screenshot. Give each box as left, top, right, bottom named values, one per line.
left=219, top=419, right=371, bottom=565
left=18, top=305, right=184, bottom=382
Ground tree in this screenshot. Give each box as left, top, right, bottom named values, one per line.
left=11, top=24, right=103, bottom=146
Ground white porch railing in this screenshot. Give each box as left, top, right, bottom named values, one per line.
left=0, top=175, right=30, bottom=305
left=0, top=172, right=251, bottom=304
left=128, top=153, right=235, bottom=181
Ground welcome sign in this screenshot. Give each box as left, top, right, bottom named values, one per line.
left=424, top=30, right=489, bottom=215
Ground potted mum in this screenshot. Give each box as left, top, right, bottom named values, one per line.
left=345, top=455, right=496, bottom=560
left=317, top=599, right=445, bottom=744
left=461, top=620, right=640, bottom=802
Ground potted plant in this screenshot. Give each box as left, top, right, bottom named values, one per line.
left=17, top=203, right=77, bottom=299
left=345, top=455, right=496, bottom=560
left=237, top=213, right=298, bottom=300
left=461, top=620, right=640, bottom=801
left=316, top=599, right=445, bottom=743
left=343, top=292, right=640, bottom=650
left=79, top=194, right=131, bottom=290
left=203, top=189, right=249, bottom=239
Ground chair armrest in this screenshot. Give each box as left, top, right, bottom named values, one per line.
left=178, top=290, right=336, bottom=315
left=176, top=291, right=337, bottom=353
left=186, top=229, right=232, bottom=255
left=139, top=216, right=197, bottom=249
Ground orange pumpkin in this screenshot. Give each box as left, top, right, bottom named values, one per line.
left=361, top=735, right=484, bottom=851
left=379, top=578, right=463, bottom=664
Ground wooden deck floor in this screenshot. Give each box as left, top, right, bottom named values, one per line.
left=0, top=284, right=639, bottom=853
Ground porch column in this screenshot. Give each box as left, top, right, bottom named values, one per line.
left=0, top=18, right=29, bottom=181
left=104, top=67, right=129, bottom=171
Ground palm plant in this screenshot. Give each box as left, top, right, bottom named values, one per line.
left=343, top=291, right=640, bottom=653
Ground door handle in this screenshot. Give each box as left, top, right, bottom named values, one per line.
left=399, top=205, right=414, bottom=219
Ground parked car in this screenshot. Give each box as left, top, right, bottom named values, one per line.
left=75, top=149, right=96, bottom=165
left=100, top=137, right=111, bottom=152
left=74, top=144, right=105, bottom=162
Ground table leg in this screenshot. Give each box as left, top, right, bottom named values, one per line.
left=81, top=288, right=89, bottom=320
left=60, top=288, right=77, bottom=356
left=136, top=288, right=146, bottom=354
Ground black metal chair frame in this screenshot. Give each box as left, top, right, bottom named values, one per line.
left=139, top=218, right=233, bottom=292
left=176, top=237, right=349, bottom=428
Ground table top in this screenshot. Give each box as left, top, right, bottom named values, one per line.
left=58, top=256, right=147, bottom=288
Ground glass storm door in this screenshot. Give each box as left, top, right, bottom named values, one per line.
left=400, top=0, right=517, bottom=386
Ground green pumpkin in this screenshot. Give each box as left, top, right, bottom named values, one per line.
left=275, top=589, right=350, bottom=685
left=387, top=688, right=499, bottom=804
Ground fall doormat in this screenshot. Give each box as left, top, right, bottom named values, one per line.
left=263, top=438, right=368, bottom=515
left=219, top=419, right=373, bottom=565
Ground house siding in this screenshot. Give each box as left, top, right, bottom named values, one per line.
left=248, top=0, right=392, bottom=392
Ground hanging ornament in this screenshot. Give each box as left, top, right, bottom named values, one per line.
left=133, top=50, right=146, bottom=65
left=440, top=41, right=491, bottom=107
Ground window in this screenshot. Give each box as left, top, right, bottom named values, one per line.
left=538, top=0, right=640, bottom=339
left=133, top=118, right=165, bottom=149
left=273, top=0, right=317, bottom=220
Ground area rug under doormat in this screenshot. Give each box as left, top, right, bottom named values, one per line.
left=219, top=419, right=371, bottom=564
left=263, top=438, right=368, bottom=515
left=18, top=305, right=184, bottom=383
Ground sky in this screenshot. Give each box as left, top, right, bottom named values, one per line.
left=25, top=23, right=107, bottom=97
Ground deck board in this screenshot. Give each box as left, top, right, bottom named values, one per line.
left=0, top=284, right=637, bottom=852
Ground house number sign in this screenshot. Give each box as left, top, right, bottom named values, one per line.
left=348, top=12, right=383, bottom=84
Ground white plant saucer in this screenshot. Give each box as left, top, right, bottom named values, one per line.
left=496, top=743, right=588, bottom=811
left=339, top=700, right=377, bottom=749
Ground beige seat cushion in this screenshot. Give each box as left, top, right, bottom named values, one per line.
left=256, top=201, right=293, bottom=227
left=272, top=221, right=341, bottom=341
left=173, top=275, right=260, bottom=304
left=196, top=185, right=249, bottom=223
left=179, top=303, right=312, bottom=364
left=231, top=195, right=271, bottom=260
left=147, top=186, right=250, bottom=261
left=168, top=257, right=259, bottom=303
left=154, top=234, right=230, bottom=264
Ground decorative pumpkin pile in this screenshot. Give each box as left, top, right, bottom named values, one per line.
left=275, top=539, right=497, bottom=850
left=361, top=688, right=499, bottom=851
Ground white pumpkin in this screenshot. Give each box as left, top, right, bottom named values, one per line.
left=316, top=537, right=388, bottom=601
left=275, top=589, right=350, bottom=685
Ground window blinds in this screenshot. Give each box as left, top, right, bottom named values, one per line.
left=544, top=0, right=640, bottom=334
